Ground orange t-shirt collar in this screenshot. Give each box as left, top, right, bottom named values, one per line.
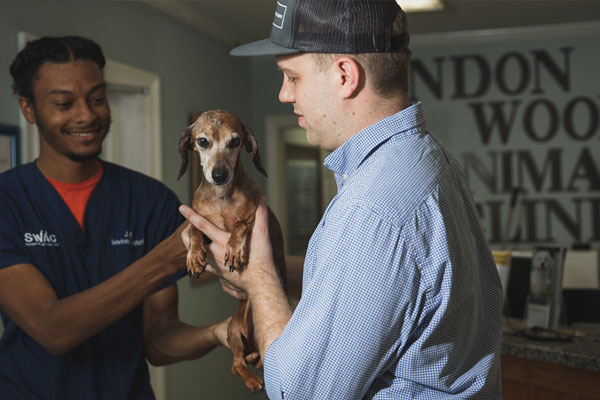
left=45, top=162, right=104, bottom=230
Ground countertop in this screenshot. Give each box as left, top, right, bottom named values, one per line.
left=501, top=318, right=600, bottom=372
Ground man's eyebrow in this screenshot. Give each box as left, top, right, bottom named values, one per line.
left=96, top=82, right=107, bottom=89
left=275, top=62, right=288, bottom=72
left=48, top=83, right=107, bottom=96
left=89, top=83, right=108, bottom=94
left=48, top=89, right=73, bottom=95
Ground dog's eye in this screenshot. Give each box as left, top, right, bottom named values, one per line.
left=196, top=138, right=209, bottom=149
left=229, top=138, right=241, bottom=148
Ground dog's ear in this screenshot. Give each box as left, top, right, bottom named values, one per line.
left=242, top=124, right=268, bottom=177
left=177, top=126, right=194, bottom=180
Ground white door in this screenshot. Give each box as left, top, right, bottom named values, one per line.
left=104, top=84, right=151, bottom=174
left=265, top=115, right=337, bottom=255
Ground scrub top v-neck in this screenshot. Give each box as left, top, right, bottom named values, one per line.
left=0, top=161, right=185, bottom=399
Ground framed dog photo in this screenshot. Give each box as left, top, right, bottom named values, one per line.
left=0, top=124, right=19, bottom=173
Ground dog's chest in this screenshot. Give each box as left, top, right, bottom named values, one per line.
left=193, top=197, right=253, bottom=233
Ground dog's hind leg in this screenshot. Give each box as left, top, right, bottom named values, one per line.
left=228, top=300, right=264, bottom=392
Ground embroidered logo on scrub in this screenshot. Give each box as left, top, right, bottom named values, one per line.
left=111, top=230, right=144, bottom=246
left=24, top=230, right=59, bottom=247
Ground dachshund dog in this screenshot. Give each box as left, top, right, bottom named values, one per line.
left=178, top=110, right=287, bottom=392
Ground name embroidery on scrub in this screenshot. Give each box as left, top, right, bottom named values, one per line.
left=111, top=230, right=144, bottom=246
left=24, top=230, right=59, bottom=247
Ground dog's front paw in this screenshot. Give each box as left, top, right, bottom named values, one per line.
left=225, top=242, right=247, bottom=272
left=186, top=250, right=207, bottom=278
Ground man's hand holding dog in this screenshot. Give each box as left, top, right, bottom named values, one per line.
left=179, top=197, right=277, bottom=297
left=179, top=197, right=292, bottom=358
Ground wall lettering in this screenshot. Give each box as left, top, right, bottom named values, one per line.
left=410, top=36, right=599, bottom=247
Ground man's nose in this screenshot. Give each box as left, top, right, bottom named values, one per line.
left=74, top=100, right=97, bottom=124
left=278, top=80, right=294, bottom=104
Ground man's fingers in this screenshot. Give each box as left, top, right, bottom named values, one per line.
left=204, top=263, right=219, bottom=277
left=181, top=223, right=192, bottom=249
left=220, top=279, right=248, bottom=300
left=214, top=317, right=232, bottom=348
left=205, top=262, right=248, bottom=299
left=179, top=205, right=228, bottom=242
left=245, top=351, right=260, bottom=365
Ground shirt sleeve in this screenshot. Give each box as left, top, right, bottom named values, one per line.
left=144, top=184, right=185, bottom=247
left=146, top=186, right=187, bottom=290
left=265, top=184, right=503, bottom=398
left=0, top=190, right=33, bottom=269
left=264, top=202, right=423, bottom=399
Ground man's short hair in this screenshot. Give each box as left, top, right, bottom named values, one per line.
left=311, top=10, right=411, bottom=98
left=9, top=36, right=106, bottom=101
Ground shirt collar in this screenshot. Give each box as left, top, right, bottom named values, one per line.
left=323, top=102, right=427, bottom=183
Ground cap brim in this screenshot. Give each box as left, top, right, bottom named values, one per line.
left=230, top=38, right=301, bottom=57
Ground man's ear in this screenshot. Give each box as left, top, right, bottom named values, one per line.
left=18, top=97, right=36, bottom=124
left=334, top=56, right=362, bottom=99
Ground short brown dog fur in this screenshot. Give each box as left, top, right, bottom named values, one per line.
left=178, top=110, right=287, bottom=392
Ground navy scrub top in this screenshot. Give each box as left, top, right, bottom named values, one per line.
left=0, top=161, right=185, bottom=399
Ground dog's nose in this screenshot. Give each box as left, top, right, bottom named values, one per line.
left=212, top=167, right=229, bottom=185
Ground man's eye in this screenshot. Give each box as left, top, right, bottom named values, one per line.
left=91, top=97, right=106, bottom=106
left=55, top=102, right=72, bottom=109
left=229, top=138, right=241, bottom=148
left=197, top=138, right=209, bottom=148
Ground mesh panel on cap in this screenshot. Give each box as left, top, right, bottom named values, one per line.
left=291, top=0, right=404, bottom=53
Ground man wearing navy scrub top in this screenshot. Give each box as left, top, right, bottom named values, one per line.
left=0, top=36, right=230, bottom=399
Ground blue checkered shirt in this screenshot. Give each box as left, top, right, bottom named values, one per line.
left=264, top=102, right=503, bottom=399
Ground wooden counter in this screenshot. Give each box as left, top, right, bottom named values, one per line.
left=501, top=318, right=600, bottom=399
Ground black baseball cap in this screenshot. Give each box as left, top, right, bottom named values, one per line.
left=230, top=0, right=409, bottom=57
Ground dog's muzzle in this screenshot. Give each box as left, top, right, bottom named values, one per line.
left=212, top=167, right=229, bottom=185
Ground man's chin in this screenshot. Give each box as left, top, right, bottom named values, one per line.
left=67, top=150, right=102, bottom=162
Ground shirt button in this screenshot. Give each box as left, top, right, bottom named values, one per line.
left=342, top=173, right=348, bottom=179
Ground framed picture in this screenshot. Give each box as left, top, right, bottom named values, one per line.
left=0, top=124, right=19, bottom=173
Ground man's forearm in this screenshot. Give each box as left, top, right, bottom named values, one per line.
left=53, top=245, right=180, bottom=348
left=13, top=235, right=184, bottom=356
left=144, top=320, right=222, bottom=365
left=247, top=264, right=292, bottom=360
left=142, top=284, right=227, bottom=366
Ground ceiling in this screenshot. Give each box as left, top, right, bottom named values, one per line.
left=140, top=0, right=600, bottom=48
left=141, top=0, right=277, bottom=46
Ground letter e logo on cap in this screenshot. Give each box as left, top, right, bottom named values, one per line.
left=273, top=1, right=287, bottom=29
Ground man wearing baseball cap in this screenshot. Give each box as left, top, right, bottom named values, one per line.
left=181, top=0, right=503, bottom=398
